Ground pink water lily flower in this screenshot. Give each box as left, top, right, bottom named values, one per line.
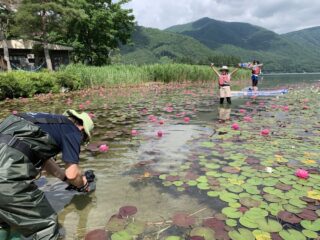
left=159, top=120, right=165, bottom=125
left=243, top=116, right=252, bottom=122
left=12, top=110, right=18, bottom=115
left=282, top=106, right=289, bottom=111
left=295, top=169, right=309, bottom=179
left=79, top=104, right=85, bottom=109
left=157, top=130, right=164, bottom=137
left=99, top=144, right=109, bottom=152
left=131, top=130, right=138, bottom=136
left=239, top=109, right=246, bottom=114
left=231, top=123, right=240, bottom=130
left=184, top=117, right=190, bottom=123
left=261, top=129, right=270, bottom=136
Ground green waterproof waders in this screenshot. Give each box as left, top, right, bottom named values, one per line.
left=0, top=115, right=61, bottom=240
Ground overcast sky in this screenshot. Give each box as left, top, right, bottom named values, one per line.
left=125, top=0, right=320, bottom=34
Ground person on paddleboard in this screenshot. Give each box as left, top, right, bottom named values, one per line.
left=210, top=63, right=239, bottom=104
left=0, top=109, right=96, bottom=239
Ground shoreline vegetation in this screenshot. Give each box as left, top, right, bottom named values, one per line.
left=0, top=64, right=250, bottom=100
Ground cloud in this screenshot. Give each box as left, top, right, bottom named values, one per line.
left=125, top=0, right=320, bottom=33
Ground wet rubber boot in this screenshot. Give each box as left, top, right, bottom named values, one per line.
left=220, top=98, right=224, bottom=104
left=227, top=97, right=231, bottom=104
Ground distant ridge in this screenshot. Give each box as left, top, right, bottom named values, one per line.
left=120, top=17, right=320, bottom=72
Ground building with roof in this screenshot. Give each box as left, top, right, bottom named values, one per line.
left=0, top=39, right=73, bottom=71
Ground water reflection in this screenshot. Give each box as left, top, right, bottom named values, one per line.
left=218, top=106, right=231, bottom=123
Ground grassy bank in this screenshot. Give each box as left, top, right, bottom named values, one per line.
left=0, top=64, right=250, bottom=100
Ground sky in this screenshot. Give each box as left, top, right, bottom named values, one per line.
left=125, top=0, right=320, bottom=34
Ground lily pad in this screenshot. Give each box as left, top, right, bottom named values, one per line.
left=277, top=211, right=301, bottom=224
left=106, top=215, right=126, bottom=232
left=256, top=218, right=282, bottom=233
left=228, top=228, right=255, bottom=240
left=302, top=229, right=318, bottom=238
left=172, top=212, right=195, bottom=227
left=226, top=219, right=237, bottom=227
left=119, top=206, right=138, bottom=218
left=125, top=220, right=145, bottom=235
left=300, top=219, right=320, bottom=231
left=239, top=197, right=261, bottom=208
left=279, top=229, right=306, bottom=240
left=222, top=207, right=242, bottom=219
left=296, top=208, right=318, bottom=220
left=165, top=236, right=182, bottom=240
left=111, top=230, right=132, bottom=240
left=85, top=229, right=109, bottom=240
left=190, top=227, right=215, bottom=240
left=252, top=230, right=272, bottom=240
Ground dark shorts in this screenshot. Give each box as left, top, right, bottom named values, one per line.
left=251, top=75, right=259, bottom=86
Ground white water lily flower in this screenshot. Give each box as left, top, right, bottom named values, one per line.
left=265, top=167, right=273, bottom=173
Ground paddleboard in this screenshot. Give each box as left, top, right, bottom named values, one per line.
left=232, top=89, right=288, bottom=97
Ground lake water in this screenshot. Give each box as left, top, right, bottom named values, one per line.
left=1, top=73, right=320, bottom=239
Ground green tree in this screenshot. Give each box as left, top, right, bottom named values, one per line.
left=0, top=1, right=17, bottom=71
left=65, top=0, right=135, bottom=66
left=13, top=0, right=79, bottom=71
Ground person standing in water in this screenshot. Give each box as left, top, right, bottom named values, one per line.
left=210, top=63, right=239, bottom=104
left=250, top=60, right=263, bottom=91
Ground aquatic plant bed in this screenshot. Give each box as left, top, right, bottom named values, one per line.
left=1, top=82, right=319, bottom=240
left=82, top=85, right=320, bottom=239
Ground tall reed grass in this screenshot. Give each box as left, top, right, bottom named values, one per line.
left=62, top=63, right=250, bottom=87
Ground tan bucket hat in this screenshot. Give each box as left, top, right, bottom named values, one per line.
left=63, top=109, right=94, bottom=139
left=219, top=66, right=229, bottom=72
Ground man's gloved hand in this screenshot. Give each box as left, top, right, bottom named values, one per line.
left=66, top=170, right=96, bottom=193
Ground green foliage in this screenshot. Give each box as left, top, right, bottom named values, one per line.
left=65, top=0, right=135, bottom=66
left=0, top=63, right=249, bottom=100
left=120, top=26, right=217, bottom=65
left=13, top=0, right=73, bottom=42
left=0, top=71, right=80, bottom=99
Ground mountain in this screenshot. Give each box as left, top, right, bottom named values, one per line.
left=283, top=27, right=320, bottom=54
left=120, top=18, right=320, bottom=72
left=120, top=26, right=217, bottom=64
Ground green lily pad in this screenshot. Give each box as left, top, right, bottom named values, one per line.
left=222, top=207, right=242, bottom=219
left=283, top=204, right=303, bottom=214
left=256, top=218, right=282, bottom=233
left=226, top=219, right=237, bottom=227
left=302, top=229, right=318, bottom=238
left=227, top=185, right=243, bottom=193
left=300, top=219, right=320, bottom=231
left=263, top=194, right=283, bottom=203
left=288, top=198, right=307, bottom=208
left=173, top=181, right=184, bottom=187
left=267, top=203, right=284, bottom=216
left=219, top=191, right=239, bottom=203
left=207, top=191, right=220, bottom=197
left=190, top=227, right=215, bottom=240
left=111, top=230, right=132, bottom=240
left=165, top=236, right=182, bottom=240
left=188, top=180, right=198, bottom=186
left=239, top=216, right=259, bottom=228
left=279, top=229, right=306, bottom=240
left=197, top=182, right=210, bottom=190
left=196, top=176, right=208, bottom=183
left=228, top=228, right=255, bottom=240
left=125, top=220, right=145, bottom=235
